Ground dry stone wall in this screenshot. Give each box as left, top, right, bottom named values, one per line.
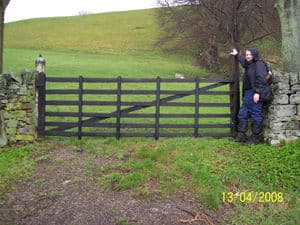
left=0, top=71, right=36, bottom=147
left=263, top=71, right=300, bottom=146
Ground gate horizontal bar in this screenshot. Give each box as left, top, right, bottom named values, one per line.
left=45, top=101, right=231, bottom=108
left=45, top=89, right=232, bottom=96
left=45, top=112, right=231, bottom=118
left=120, top=133, right=155, bottom=137
left=159, top=133, right=231, bottom=137
left=82, top=78, right=118, bottom=83
left=44, top=122, right=230, bottom=129
left=46, top=89, right=79, bottom=94
left=46, top=77, right=79, bottom=82
left=46, top=101, right=79, bottom=106
left=81, top=123, right=155, bottom=128
left=117, top=113, right=155, bottom=118
left=46, top=112, right=79, bottom=117
left=160, top=124, right=230, bottom=128
left=82, top=132, right=154, bottom=137
left=45, top=131, right=78, bottom=136
left=46, top=77, right=234, bottom=83
left=159, top=114, right=231, bottom=118
left=83, top=90, right=117, bottom=94
left=200, top=91, right=231, bottom=95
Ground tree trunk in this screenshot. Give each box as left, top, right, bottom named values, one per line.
left=0, top=8, right=4, bottom=73
left=276, top=0, right=300, bottom=72
left=0, top=0, right=10, bottom=74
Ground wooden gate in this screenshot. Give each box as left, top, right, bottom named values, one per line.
left=37, top=73, right=240, bottom=139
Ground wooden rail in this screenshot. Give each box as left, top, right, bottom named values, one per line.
left=37, top=74, right=239, bottom=139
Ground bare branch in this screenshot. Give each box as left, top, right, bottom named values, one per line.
left=242, top=32, right=274, bottom=46
left=156, top=0, right=279, bottom=71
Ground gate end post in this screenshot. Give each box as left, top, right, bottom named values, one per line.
left=230, top=58, right=240, bottom=136
left=36, top=72, right=46, bottom=138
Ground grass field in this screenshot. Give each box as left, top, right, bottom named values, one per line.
left=4, top=48, right=208, bottom=78
left=4, top=9, right=159, bottom=54
left=4, top=9, right=209, bottom=78
left=1, top=8, right=299, bottom=225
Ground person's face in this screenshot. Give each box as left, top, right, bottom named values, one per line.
left=245, top=50, right=254, bottom=62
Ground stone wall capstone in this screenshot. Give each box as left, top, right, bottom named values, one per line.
left=0, top=71, right=36, bottom=147
left=263, top=71, right=300, bottom=146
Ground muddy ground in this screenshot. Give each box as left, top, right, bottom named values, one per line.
left=0, top=141, right=226, bottom=225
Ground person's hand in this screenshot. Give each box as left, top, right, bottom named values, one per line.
left=230, top=48, right=238, bottom=56
left=253, top=93, right=260, bottom=104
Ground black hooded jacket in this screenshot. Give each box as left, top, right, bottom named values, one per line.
left=235, top=48, right=268, bottom=95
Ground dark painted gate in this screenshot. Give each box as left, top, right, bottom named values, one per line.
left=37, top=73, right=240, bottom=139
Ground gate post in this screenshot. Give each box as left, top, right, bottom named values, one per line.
left=230, top=58, right=240, bottom=136
left=36, top=72, right=46, bottom=137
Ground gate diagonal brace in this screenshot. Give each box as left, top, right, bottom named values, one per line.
left=46, top=82, right=230, bottom=133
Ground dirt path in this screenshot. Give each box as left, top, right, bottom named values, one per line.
left=1, top=142, right=221, bottom=225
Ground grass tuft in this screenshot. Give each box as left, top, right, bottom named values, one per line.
left=0, top=145, right=35, bottom=198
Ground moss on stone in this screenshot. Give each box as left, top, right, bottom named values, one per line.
left=15, top=134, right=34, bottom=142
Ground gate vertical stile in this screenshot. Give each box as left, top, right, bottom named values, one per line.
left=229, top=81, right=235, bottom=135
left=155, top=76, right=161, bottom=140
left=116, top=76, right=122, bottom=140
left=37, top=72, right=46, bottom=138
left=194, top=77, right=200, bottom=137
left=78, top=76, right=83, bottom=140
left=230, top=59, right=240, bottom=136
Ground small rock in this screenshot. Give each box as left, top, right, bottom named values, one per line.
left=5, top=119, right=18, bottom=128
left=272, top=94, right=289, bottom=105
left=150, top=208, right=159, bottom=213
left=270, top=140, right=281, bottom=146
left=289, top=73, right=299, bottom=86
left=291, top=85, right=300, bottom=92
left=175, top=73, right=185, bottom=79
left=273, top=71, right=289, bottom=84
left=290, top=93, right=300, bottom=104
left=63, top=180, right=72, bottom=185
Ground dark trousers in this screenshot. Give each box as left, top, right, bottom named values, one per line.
left=238, top=89, right=263, bottom=124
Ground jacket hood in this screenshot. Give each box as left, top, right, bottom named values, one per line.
left=246, top=48, right=260, bottom=61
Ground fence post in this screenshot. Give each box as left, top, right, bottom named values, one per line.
left=116, top=76, right=122, bottom=140
left=35, top=54, right=46, bottom=73
left=155, top=76, right=161, bottom=140
left=230, top=58, right=240, bottom=136
left=37, top=72, right=46, bottom=138
left=78, top=76, right=83, bottom=140
left=194, top=77, right=200, bottom=137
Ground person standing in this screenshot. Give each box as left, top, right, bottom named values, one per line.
left=230, top=48, right=268, bottom=144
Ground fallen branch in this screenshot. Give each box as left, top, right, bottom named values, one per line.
left=179, top=211, right=214, bottom=225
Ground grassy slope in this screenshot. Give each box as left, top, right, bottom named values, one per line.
left=3, top=48, right=205, bottom=78
left=4, top=9, right=158, bottom=53
left=4, top=9, right=207, bottom=78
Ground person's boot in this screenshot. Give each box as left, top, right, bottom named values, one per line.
left=247, top=122, right=263, bottom=145
left=234, top=120, right=248, bottom=143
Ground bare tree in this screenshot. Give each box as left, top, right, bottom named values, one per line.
left=0, top=0, right=10, bottom=73
left=157, top=0, right=280, bottom=72
left=276, top=0, right=300, bottom=72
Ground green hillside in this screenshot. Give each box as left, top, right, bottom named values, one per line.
left=5, top=9, right=159, bottom=54
left=4, top=8, right=281, bottom=77
left=4, top=9, right=208, bottom=77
